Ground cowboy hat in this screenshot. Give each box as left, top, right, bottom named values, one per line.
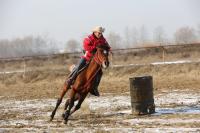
left=92, top=26, right=105, bottom=33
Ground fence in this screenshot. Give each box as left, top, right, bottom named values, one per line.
left=0, top=43, right=200, bottom=78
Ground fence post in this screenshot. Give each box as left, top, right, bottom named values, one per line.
left=3, top=60, right=5, bottom=83
left=110, top=52, right=113, bottom=68
left=23, top=57, right=26, bottom=78
left=162, top=46, right=165, bottom=63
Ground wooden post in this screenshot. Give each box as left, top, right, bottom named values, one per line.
left=3, top=61, right=5, bottom=84
left=129, top=76, right=155, bottom=115
left=23, top=57, right=26, bottom=78
left=162, top=46, right=165, bottom=63
left=110, top=52, right=113, bottom=68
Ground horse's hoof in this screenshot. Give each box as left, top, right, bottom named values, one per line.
left=49, top=117, right=53, bottom=122
left=64, top=120, right=68, bottom=124
left=62, top=113, right=65, bottom=119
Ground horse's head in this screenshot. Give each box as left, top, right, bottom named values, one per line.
left=94, top=45, right=110, bottom=69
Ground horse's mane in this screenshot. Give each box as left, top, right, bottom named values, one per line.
left=96, top=44, right=110, bottom=50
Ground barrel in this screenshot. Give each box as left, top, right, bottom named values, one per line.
left=129, top=76, right=155, bottom=115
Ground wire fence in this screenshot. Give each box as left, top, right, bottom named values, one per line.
left=0, top=43, right=200, bottom=78
left=0, top=43, right=199, bottom=61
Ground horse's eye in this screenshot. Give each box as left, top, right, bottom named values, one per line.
left=103, top=50, right=107, bottom=55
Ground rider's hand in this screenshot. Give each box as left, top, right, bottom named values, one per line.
left=91, top=48, right=97, bottom=55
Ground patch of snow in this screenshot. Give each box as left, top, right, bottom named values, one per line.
left=144, top=128, right=200, bottom=133
left=0, top=99, right=56, bottom=111
left=112, top=60, right=200, bottom=68
left=151, top=60, right=192, bottom=65
left=0, top=127, right=199, bottom=133
left=88, top=95, right=130, bottom=111
left=154, top=105, right=200, bottom=115
left=1, top=91, right=200, bottom=132
left=155, top=91, right=200, bottom=106
left=124, top=118, right=200, bottom=125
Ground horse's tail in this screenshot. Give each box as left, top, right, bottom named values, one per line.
left=69, top=64, right=76, bottom=72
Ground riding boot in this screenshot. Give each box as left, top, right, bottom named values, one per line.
left=67, top=58, right=86, bottom=85
left=90, top=70, right=103, bottom=96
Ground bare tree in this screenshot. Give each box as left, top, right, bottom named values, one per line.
left=107, top=32, right=122, bottom=49
left=139, top=25, right=148, bottom=45
left=131, top=27, right=139, bottom=46
left=197, top=24, right=200, bottom=41
left=65, top=39, right=81, bottom=53
left=124, top=26, right=139, bottom=48
left=174, top=26, right=197, bottom=44
left=0, top=35, right=59, bottom=58
left=153, top=26, right=166, bottom=45
left=40, top=35, right=58, bottom=54
left=124, top=27, right=131, bottom=48
left=0, top=39, right=9, bottom=58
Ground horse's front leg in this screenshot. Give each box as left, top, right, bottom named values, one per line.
left=50, top=83, right=70, bottom=121
left=62, top=94, right=79, bottom=119
left=63, top=90, right=75, bottom=124
left=70, top=94, right=87, bottom=115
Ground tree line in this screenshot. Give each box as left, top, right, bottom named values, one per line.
left=108, top=25, right=200, bottom=49
left=0, top=35, right=59, bottom=58
left=67, top=25, right=200, bottom=51
left=0, top=24, right=200, bottom=58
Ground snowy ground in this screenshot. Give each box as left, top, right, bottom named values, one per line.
left=0, top=90, right=200, bottom=133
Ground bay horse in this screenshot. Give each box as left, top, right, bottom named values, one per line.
left=50, top=45, right=110, bottom=124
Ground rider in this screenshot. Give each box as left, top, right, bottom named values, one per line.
left=67, top=26, right=111, bottom=96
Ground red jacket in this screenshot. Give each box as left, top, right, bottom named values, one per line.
left=81, top=33, right=110, bottom=61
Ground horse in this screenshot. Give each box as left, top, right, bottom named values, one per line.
left=50, top=45, right=110, bottom=124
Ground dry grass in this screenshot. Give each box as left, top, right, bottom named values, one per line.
left=0, top=62, right=200, bottom=100
left=0, top=44, right=200, bottom=100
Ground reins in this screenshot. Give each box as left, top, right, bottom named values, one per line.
left=82, top=52, right=103, bottom=90
left=93, top=51, right=102, bottom=65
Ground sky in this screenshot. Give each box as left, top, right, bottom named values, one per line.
left=0, top=0, right=200, bottom=44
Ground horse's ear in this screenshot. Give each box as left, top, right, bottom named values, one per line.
left=97, top=44, right=110, bottom=50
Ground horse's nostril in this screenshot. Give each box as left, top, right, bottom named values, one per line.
left=102, top=61, right=109, bottom=68
left=105, top=61, right=109, bottom=67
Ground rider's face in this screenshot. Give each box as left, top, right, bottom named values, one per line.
left=94, top=32, right=102, bottom=39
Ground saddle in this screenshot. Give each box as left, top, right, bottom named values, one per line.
left=69, top=62, right=90, bottom=84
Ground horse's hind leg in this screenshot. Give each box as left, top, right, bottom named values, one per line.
left=64, top=99, right=70, bottom=110
left=64, top=94, right=79, bottom=110
left=63, top=90, right=76, bottom=124
left=50, top=83, right=70, bottom=121
left=62, top=99, right=70, bottom=119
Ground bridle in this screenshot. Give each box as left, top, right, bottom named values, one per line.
left=93, top=48, right=109, bottom=66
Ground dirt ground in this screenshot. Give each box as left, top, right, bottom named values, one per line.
left=1, top=44, right=200, bottom=132
left=0, top=61, right=200, bottom=132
